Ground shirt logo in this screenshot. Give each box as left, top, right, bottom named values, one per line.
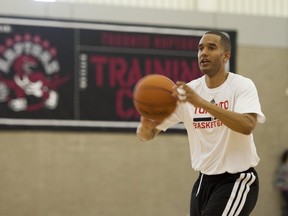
left=192, top=100, right=229, bottom=129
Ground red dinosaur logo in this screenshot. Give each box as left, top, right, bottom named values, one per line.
left=0, top=33, right=69, bottom=111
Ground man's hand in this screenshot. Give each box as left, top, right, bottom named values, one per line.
left=173, top=81, right=206, bottom=108
left=136, top=117, right=162, bottom=141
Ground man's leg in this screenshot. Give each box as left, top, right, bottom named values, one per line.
left=202, top=170, right=259, bottom=216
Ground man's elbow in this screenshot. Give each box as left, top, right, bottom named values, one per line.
left=241, top=113, right=257, bottom=135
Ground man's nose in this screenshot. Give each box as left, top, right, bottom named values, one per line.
left=200, top=48, right=208, bottom=57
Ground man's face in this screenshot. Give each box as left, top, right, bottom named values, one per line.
left=198, top=34, right=228, bottom=76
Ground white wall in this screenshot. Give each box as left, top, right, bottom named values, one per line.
left=0, top=0, right=287, bottom=48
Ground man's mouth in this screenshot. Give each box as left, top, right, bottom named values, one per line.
left=200, top=59, right=210, bottom=65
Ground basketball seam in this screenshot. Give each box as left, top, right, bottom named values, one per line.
left=133, top=99, right=176, bottom=106
left=136, top=85, right=173, bottom=94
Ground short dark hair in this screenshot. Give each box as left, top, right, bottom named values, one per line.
left=205, top=31, right=231, bottom=52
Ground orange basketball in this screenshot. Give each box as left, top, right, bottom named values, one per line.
left=133, top=74, right=177, bottom=120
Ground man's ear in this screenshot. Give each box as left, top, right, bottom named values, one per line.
left=224, top=51, right=231, bottom=61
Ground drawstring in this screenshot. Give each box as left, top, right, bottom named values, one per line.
left=196, top=173, right=204, bottom=197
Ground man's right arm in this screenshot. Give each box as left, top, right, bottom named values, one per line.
left=136, top=117, right=161, bottom=141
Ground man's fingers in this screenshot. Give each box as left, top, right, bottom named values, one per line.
left=177, top=86, right=187, bottom=101
left=176, top=81, right=186, bottom=87
left=175, top=81, right=187, bottom=101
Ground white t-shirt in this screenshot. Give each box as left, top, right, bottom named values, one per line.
left=157, top=72, right=266, bottom=175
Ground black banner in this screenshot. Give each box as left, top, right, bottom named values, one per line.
left=0, top=16, right=237, bottom=131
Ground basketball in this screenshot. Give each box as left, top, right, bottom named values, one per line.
left=133, top=74, right=177, bottom=120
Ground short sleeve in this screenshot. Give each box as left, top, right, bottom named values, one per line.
left=234, top=78, right=266, bottom=123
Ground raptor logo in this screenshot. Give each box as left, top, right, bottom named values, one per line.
left=0, top=33, right=69, bottom=112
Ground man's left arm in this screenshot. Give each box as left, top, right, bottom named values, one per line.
left=175, top=82, right=258, bottom=135
left=200, top=100, right=257, bottom=135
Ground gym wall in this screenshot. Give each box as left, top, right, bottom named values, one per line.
left=0, top=1, right=287, bottom=216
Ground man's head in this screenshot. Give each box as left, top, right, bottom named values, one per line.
left=204, top=31, right=231, bottom=53
left=198, top=31, right=231, bottom=76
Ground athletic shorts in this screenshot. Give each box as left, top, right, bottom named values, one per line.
left=190, top=167, right=259, bottom=216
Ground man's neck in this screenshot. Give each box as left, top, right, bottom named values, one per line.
left=205, top=71, right=229, bottom=88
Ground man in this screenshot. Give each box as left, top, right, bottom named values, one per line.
left=274, top=149, right=288, bottom=216
left=136, top=31, right=266, bottom=216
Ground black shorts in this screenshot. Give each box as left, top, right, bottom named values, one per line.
left=190, top=168, right=259, bottom=216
